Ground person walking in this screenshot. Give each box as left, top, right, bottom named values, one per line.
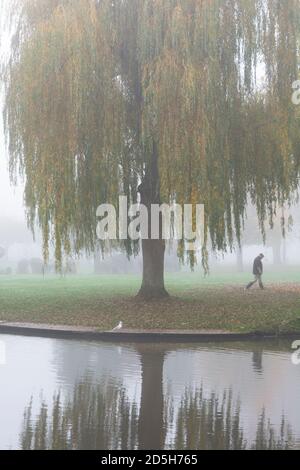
left=246, top=254, right=265, bottom=290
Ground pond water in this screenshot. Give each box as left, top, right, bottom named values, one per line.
left=0, top=334, right=299, bottom=450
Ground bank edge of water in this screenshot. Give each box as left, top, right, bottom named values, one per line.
left=0, top=322, right=299, bottom=343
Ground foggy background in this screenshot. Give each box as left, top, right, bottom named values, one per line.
left=1, top=0, right=300, bottom=277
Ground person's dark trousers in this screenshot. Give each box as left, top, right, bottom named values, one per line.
left=246, top=274, right=264, bottom=290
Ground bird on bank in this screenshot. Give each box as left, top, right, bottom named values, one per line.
left=112, top=322, right=123, bottom=331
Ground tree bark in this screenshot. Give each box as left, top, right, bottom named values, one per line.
left=138, top=238, right=168, bottom=299
left=137, top=141, right=169, bottom=300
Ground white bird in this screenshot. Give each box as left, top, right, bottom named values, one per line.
left=112, top=321, right=123, bottom=331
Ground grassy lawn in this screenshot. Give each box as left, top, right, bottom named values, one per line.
left=0, top=269, right=300, bottom=333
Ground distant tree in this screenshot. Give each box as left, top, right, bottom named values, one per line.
left=65, top=259, right=77, bottom=275
left=0, top=217, right=34, bottom=248
left=236, top=245, right=244, bottom=273
left=30, top=258, right=44, bottom=275
left=239, top=204, right=293, bottom=266
left=17, top=259, right=30, bottom=275
left=4, top=0, right=300, bottom=298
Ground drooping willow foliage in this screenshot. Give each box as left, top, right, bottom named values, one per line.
left=3, top=0, right=300, bottom=269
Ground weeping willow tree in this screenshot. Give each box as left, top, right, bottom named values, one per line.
left=3, top=0, right=300, bottom=298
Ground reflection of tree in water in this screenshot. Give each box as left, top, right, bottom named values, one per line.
left=20, top=343, right=297, bottom=450
left=252, top=348, right=263, bottom=374
left=169, top=389, right=245, bottom=450
left=169, top=389, right=295, bottom=450
left=253, top=411, right=294, bottom=450
left=20, top=383, right=296, bottom=450
left=20, top=380, right=139, bottom=450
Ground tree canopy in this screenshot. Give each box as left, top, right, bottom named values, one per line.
left=3, top=0, right=300, bottom=275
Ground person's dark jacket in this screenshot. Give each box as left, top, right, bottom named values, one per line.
left=253, top=256, right=263, bottom=275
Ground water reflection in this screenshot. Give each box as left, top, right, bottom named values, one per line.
left=0, top=335, right=299, bottom=450
left=21, top=381, right=139, bottom=450
left=171, top=390, right=294, bottom=450
left=138, top=348, right=165, bottom=449
left=252, top=348, right=263, bottom=374
left=20, top=382, right=295, bottom=450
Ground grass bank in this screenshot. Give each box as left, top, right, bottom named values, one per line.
left=0, top=269, right=300, bottom=334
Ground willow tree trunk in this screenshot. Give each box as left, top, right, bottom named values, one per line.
left=137, top=142, right=169, bottom=300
